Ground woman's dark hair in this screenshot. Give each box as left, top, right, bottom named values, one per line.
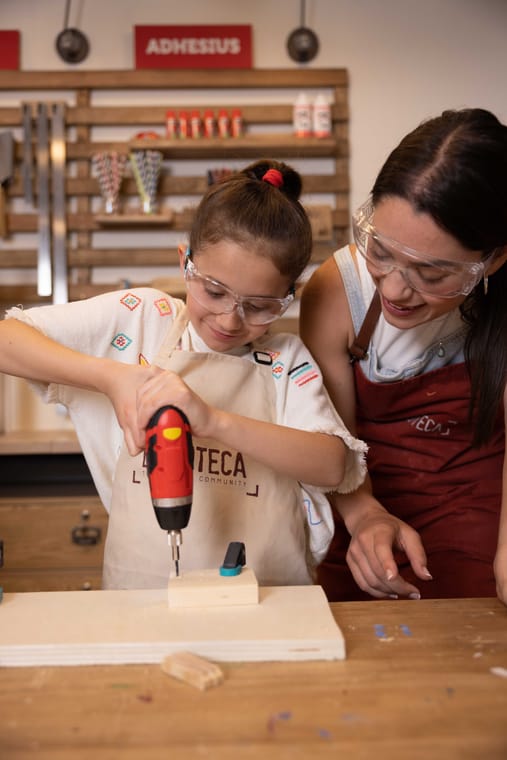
left=371, top=108, right=507, bottom=446
left=189, top=159, right=312, bottom=283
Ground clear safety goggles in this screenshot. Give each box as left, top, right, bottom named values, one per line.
left=352, top=199, right=488, bottom=298
left=183, top=250, right=295, bottom=325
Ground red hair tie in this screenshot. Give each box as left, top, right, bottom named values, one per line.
left=262, top=168, right=283, bottom=188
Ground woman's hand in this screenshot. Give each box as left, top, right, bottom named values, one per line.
left=345, top=503, right=433, bottom=599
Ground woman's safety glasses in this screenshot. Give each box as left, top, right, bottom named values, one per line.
left=184, top=250, right=294, bottom=325
left=352, top=199, right=488, bottom=298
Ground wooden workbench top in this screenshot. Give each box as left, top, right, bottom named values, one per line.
left=0, top=596, right=506, bottom=759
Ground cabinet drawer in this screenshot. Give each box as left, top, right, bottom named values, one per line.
left=0, top=495, right=108, bottom=591
left=0, top=568, right=103, bottom=592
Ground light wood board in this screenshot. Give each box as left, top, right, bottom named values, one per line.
left=0, top=585, right=346, bottom=666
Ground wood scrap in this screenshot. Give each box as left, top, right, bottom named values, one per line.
left=161, top=651, right=224, bottom=690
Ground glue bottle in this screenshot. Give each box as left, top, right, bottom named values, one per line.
left=312, top=94, right=331, bottom=138
left=293, top=93, right=312, bottom=138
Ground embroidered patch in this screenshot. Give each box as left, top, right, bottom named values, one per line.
left=120, top=292, right=141, bottom=311
left=111, top=333, right=132, bottom=351
left=154, top=297, right=172, bottom=316
left=272, top=361, right=284, bottom=379
left=288, top=361, right=319, bottom=387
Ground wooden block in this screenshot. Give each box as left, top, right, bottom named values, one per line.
left=167, top=567, right=259, bottom=609
left=161, top=651, right=224, bottom=690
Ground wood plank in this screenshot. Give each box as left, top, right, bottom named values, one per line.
left=4, top=208, right=349, bottom=235
left=128, top=134, right=345, bottom=159
left=0, top=239, right=339, bottom=270
left=66, top=102, right=349, bottom=126
left=6, top=171, right=349, bottom=199
left=0, top=586, right=346, bottom=665
left=0, top=69, right=348, bottom=90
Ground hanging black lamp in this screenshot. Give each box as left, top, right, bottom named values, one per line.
left=287, top=0, right=320, bottom=63
left=55, top=0, right=90, bottom=64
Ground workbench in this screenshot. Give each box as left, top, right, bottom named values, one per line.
left=1, top=596, right=506, bottom=758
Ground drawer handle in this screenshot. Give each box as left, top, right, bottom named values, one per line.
left=71, top=524, right=102, bottom=546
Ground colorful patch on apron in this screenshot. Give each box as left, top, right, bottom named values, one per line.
left=288, top=361, right=319, bottom=387
left=119, top=292, right=141, bottom=311
left=154, top=297, right=172, bottom=316
left=111, top=333, right=132, bottom=351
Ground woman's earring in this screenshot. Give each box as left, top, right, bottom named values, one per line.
left=483, top=274, right=489, bottom=295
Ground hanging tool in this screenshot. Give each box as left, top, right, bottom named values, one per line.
left=0, top=130, right=14, bottom=239
left=36, top=102, right=52, bottom=297
left=21, top=103, right=34, bottom=206
left=145, top=405, right=194, bottom=577
left=51, top=102, right=68, bottom=304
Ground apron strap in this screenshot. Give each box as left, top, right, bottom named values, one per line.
left=349, top=290, right=381, bottom=364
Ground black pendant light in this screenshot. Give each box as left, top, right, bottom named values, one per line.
left=56, top=0, right=90, bottom=64
left=287, top=0, right=320, bottom=63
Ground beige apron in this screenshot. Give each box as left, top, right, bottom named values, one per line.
left=102, top=306, right=311, bottom=589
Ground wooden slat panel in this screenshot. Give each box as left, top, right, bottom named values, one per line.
left=0, top=238, right=341, bottom=270
left=0, top=68, right=348, bottom=90
left=7, top=171, right=349, bottom=199
left=0, top=67, right=348, bottom=335
left=5, top=207, right=349, bottom=234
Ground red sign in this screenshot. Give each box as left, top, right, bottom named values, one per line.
left=0, top=31, right=20, bottom=70
left=134, top=25, right=252, bottom=69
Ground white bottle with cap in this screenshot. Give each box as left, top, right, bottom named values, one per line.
left=293, top=93, right=312, bottom=138
left=312, top=93, right=331, bottom=138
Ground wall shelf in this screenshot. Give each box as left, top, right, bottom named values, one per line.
left=95, top=212, right=173, bottom=227
left=0, top=68, right=350, bottom=337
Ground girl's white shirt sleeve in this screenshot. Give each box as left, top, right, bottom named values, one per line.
left=5, top=288, right=180, bottom=512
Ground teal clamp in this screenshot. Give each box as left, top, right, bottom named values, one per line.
left=219, top=541, right=246, bottom=577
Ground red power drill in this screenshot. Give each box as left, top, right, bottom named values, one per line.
left=145, top=405, right=194, bottom=577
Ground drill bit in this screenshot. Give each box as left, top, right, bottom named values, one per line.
left=168, top=529, right=183, bottom=577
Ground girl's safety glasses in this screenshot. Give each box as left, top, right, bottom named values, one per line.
left=183, top=249, right=294, bottom=325
left=352, top=199, right=489, bottom=298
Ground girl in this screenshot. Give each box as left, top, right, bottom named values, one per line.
left=0, top=159, right=367, bottom=589
left=300, top=109, right=507, bottom=604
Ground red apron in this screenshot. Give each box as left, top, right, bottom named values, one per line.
left=318, top=361, right=504, bottom=600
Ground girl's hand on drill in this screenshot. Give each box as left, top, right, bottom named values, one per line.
left=133, top=367, right=214, bottom=452
left=101, top=362, right=161, bottom=456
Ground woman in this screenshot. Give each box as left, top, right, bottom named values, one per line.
left=301, top=108, right=507, bottom=603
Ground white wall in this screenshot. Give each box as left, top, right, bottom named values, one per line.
left=2, top=0, right=507, bottom=211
